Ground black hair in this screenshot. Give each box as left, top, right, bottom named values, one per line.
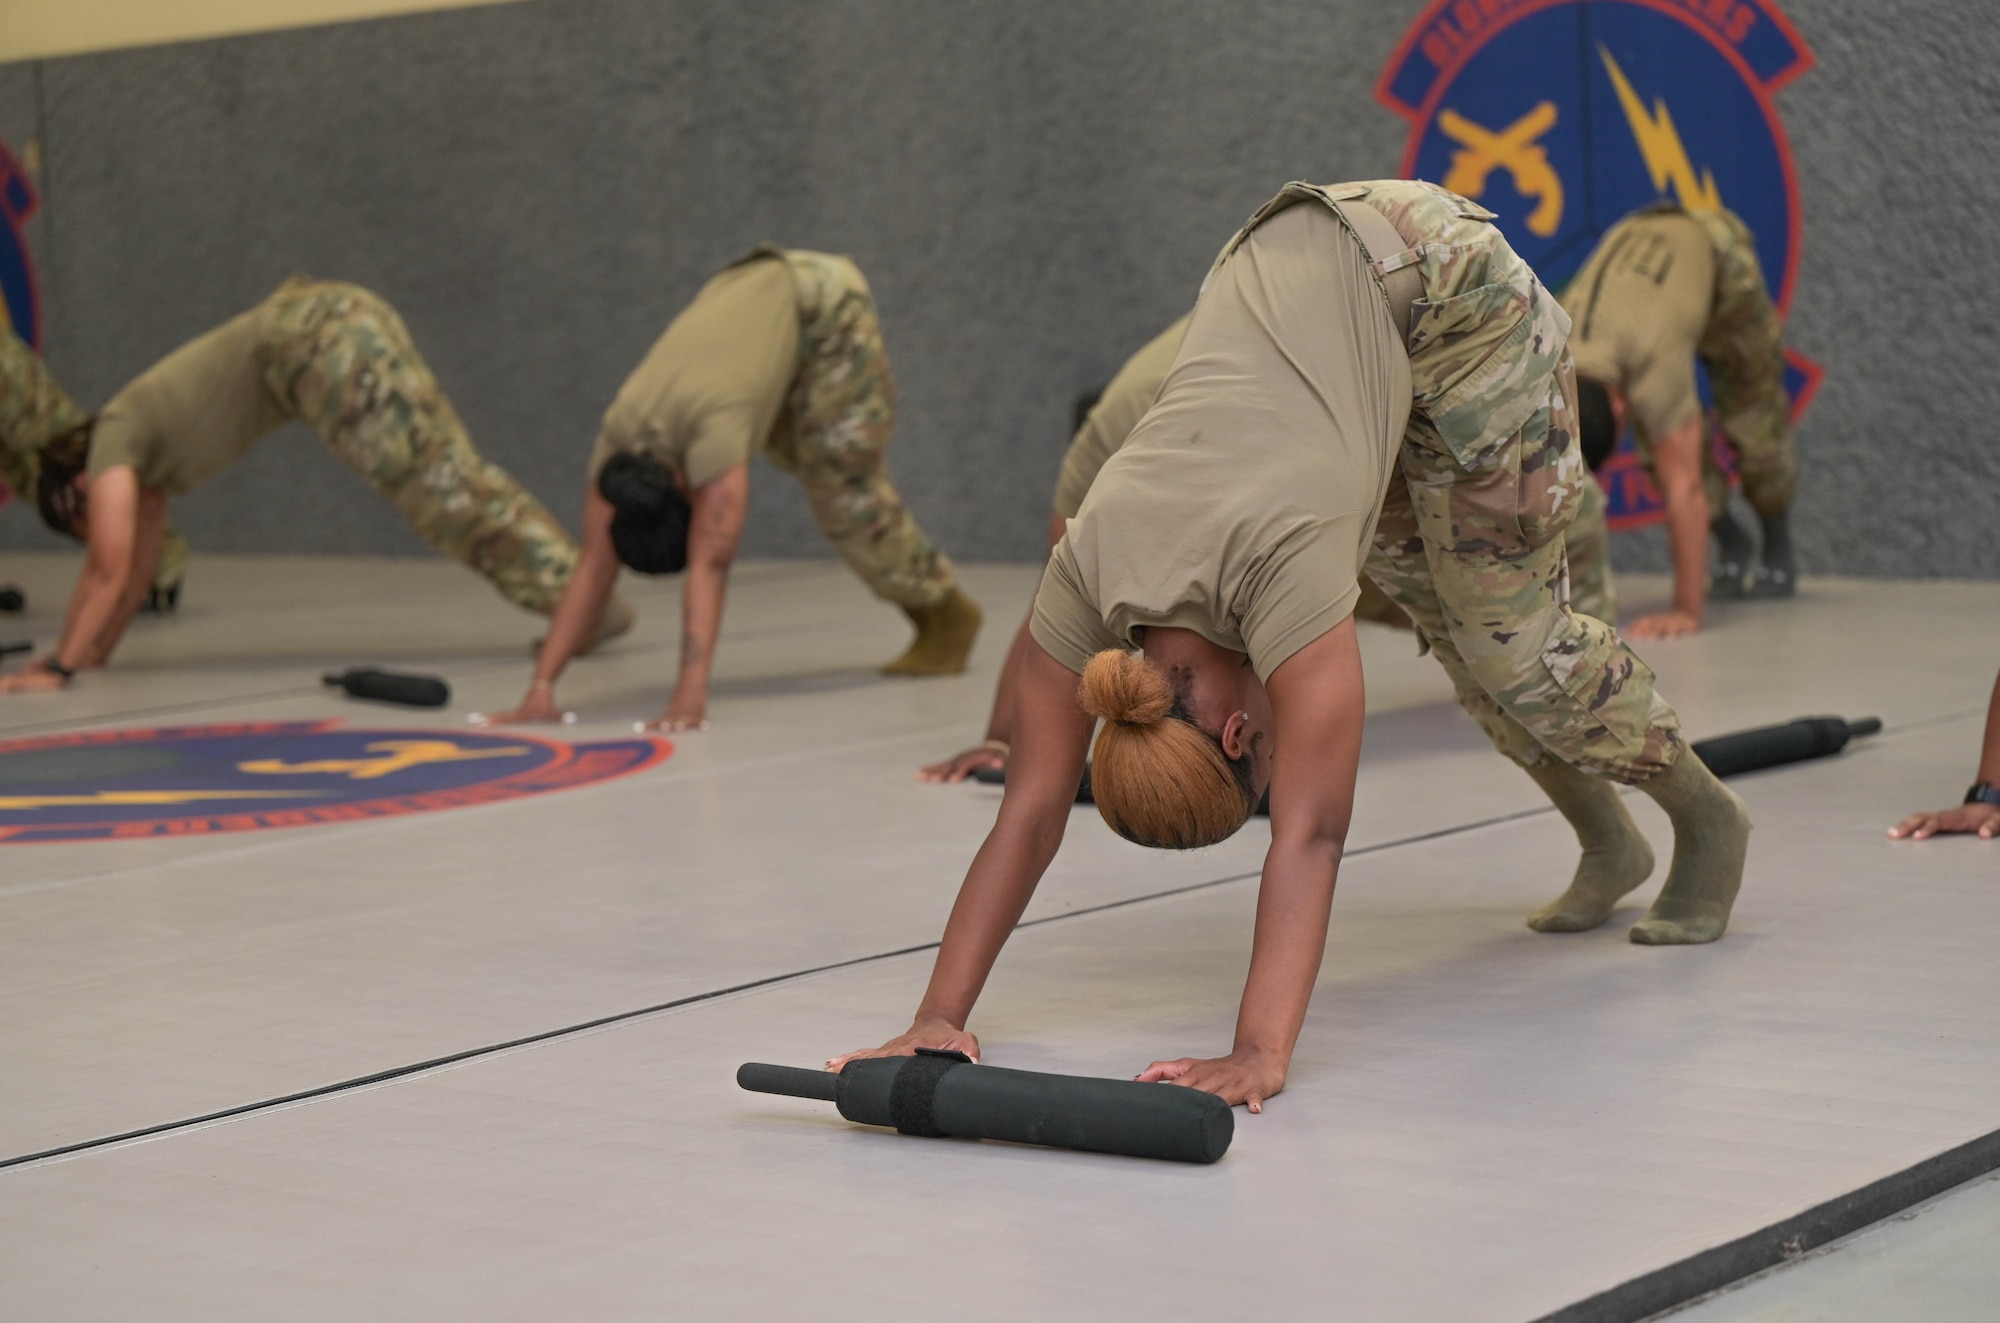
left=1071, top=385, right=1105, bottom=435
left=1575, top=376, right=1618, bottom=473
left=597, top=452, right=692, bottom=574
left=35, top=420, right=93, bottom=539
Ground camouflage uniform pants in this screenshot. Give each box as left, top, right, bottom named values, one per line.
left=1691, top=208, right=1795, bottom=517
left=256, top=277, right=577, bottom=615
left=0, top=326, right=191, bottom=590
left=764, top=251, right=956, bottom=609
left=1363, top=354, right=1679, bottom=784
left=1628, top=208, right=1796, bottom=518
left=1564, top=473, right=1617, bottom=623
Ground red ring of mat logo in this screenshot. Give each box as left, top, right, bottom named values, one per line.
left=1377, top=0, right=1821, bottom=528
left=0, top=721, right=672, bottom=844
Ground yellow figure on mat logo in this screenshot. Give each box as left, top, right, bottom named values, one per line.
left=1437, top=101, right=1565, bottom=236
left=238, top=739, right=531, bottom=780
left=1599, top=47, right=1723, bottom=212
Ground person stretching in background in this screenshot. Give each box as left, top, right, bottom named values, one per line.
left=0, top=277, right=621, bottom=693
left=0, top=321, right=191, bottom=611
left=1889, top=669, right=2000, bottom=840
left=1562, top=204, right=1799, bottom=639
left=483, top=247, right=980, bottom=733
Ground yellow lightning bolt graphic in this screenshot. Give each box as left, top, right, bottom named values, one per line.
left=1600, top=46, right=1722, bottom=212
left=0, top=790, right=324, bottom=810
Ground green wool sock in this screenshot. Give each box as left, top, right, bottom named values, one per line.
left=1630, top=752, right=1752, bottom=945
left=1522, top=757, right=1656, bottom=933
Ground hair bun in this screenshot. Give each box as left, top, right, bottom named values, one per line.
left=597, top=451, right=677, bottom=516
left=1078, top=650, right=1173, bottom=726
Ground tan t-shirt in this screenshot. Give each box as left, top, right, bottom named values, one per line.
left=1030, top=202, right=1412, bottom=682
left=1561, top=210, right=1715, bottom=445
left=1052, top=314, right=1191, bottom=519
left=589, top=256, right=801, bottom=489
left=87, top=307, right=289, bottom=495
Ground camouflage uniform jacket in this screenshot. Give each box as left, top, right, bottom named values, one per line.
left=1208, top=180, right=1572, bottom=473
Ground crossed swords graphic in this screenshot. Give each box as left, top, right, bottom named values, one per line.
left=1438, top=101, right=1565, bottom=237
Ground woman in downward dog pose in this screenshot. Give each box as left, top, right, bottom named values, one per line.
left=834, top=181, right=1751, bottom=1109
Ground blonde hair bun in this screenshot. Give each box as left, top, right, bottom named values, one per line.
left=1078, top=650, right=1173, bottom=726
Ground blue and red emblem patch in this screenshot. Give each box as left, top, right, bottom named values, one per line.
left=1378, top=0, right=1821, bottom=527
left=0, top=721, right=670, bottom=844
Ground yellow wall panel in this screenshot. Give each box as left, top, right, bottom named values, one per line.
left=0, top=0, right=533, bottom=63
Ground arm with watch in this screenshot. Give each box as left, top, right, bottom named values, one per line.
left=0, top=466, right=166, bottom=694
left=1888, top=668, right=2000, bottom=840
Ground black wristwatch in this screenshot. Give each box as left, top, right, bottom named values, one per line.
left=41, top=657, right=75, bottom=683
left=1965, top=782, right=2000, bottom=808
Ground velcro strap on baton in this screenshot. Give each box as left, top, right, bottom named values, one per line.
left=889, top=1049, right=971, bottom=1137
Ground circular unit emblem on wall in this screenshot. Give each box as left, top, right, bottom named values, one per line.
left=0, top=721, right=671, bottom=845
left=0, top=137, right=42, bottom=349
left=1377, top=0, right=1822, bottom=527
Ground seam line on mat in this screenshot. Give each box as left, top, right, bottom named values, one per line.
left=0, top=707, right=1975, bottom=1172
left=0, top=802, right=1556, bottom=1171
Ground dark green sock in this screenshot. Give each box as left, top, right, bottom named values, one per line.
left=1522, top=757, right=1655, bottom=933
left=1631, top=753, right=1751, bottom=945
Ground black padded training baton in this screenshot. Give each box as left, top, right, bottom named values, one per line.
left=1690, top=715, right=1882, bottom=779
left=738, top=1050, right=1233, bottom=1164
left=323, top=667, right=450, bottom=708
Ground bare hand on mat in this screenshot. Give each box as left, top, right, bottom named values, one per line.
left=635, top=690, right=709, bottom=733
left=1627, top=608, right=1702, bottom=640
left=0, top=666, right=66, bottom=693
left=825, top=1019, right=981, bottom=1071
left=471, top=681, right=568, bottom=726
left=1136, top=1048, right=1286, bottom=1114
left=918, top=742, right=1007, bottom=783
left=1888, top=803, right=2000, bottom=840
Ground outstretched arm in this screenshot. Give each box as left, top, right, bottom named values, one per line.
left=1628, top=415, right=1708, bottom=640
left=82, top=487, right=169, bottom=666
left=649, top=462, right=749, bottom=732
left=920, top=512, right=1069, bottom=782
left=832, top=640, right=1094, bottom=1067
left=1, top=466, right=149, bottom=693
left=483, top=484, right=621, bottom=723
left=1890, top=668, right=2000, bottom=840
left=1138, top=620, right=1367, bottom=1110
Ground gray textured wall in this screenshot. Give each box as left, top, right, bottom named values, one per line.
left=0, top=0, right=1995, bottom=578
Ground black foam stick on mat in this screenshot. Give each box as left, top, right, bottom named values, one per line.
left=738, top=1050, right=1233, bottom=1164
left=1, top=640, right=30, bottom=659
left=1691, top=715, right=1882, bottom=779
left=323, top=667, right=450, bottom=708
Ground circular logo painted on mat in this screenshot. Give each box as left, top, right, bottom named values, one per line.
left=1377, top=0, right=1822, bottom=527
left=0, top=721, right=671, bottom=845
